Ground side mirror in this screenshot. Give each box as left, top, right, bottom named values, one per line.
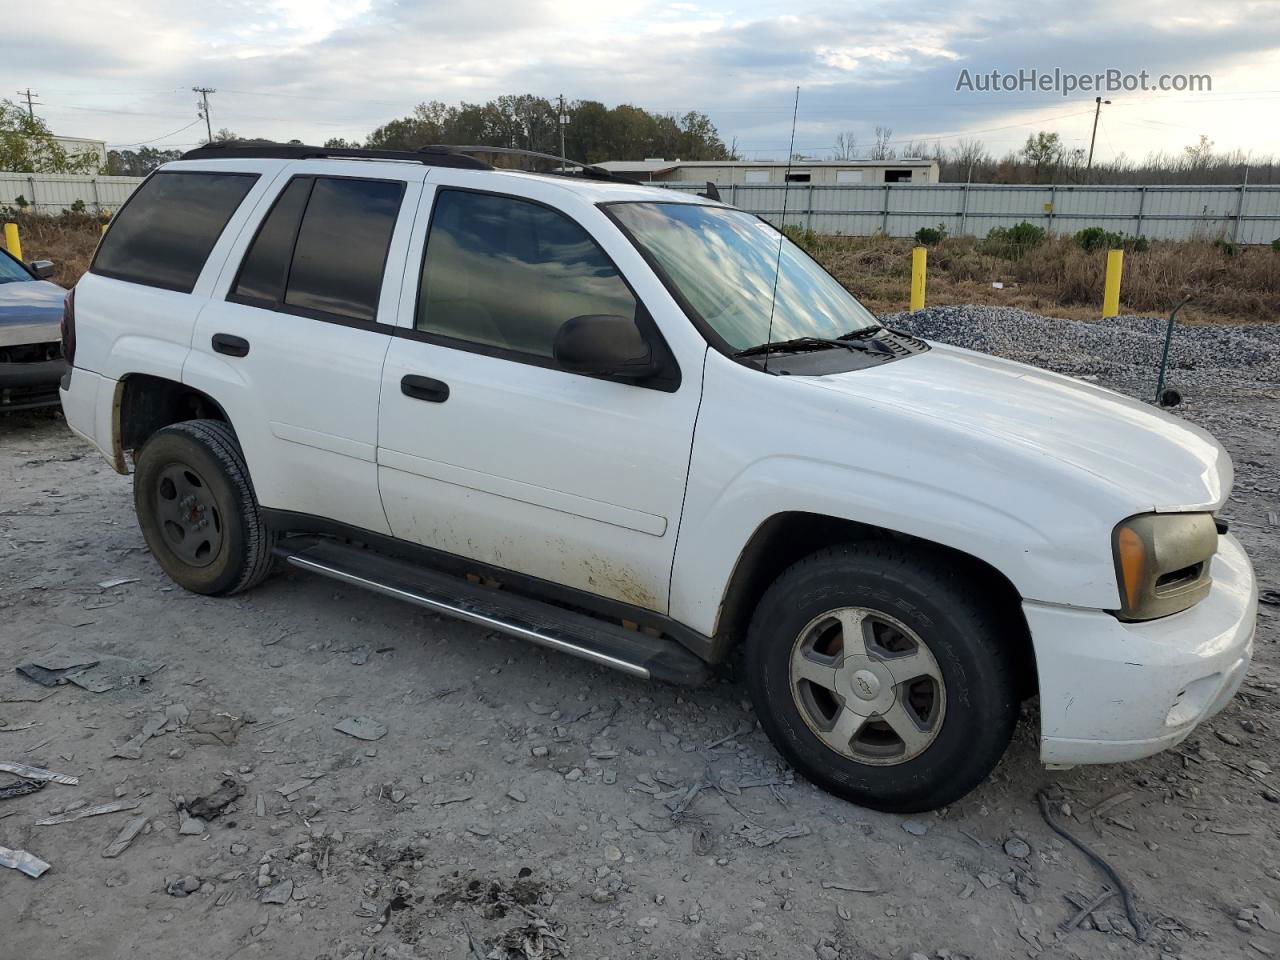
left=553, top=315, right=658, bottom=380
left=30, top=260, right=55, bottom=280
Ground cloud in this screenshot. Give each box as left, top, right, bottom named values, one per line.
left=10, top=0, right=1279, bottom=161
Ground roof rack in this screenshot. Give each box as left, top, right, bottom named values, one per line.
left=428, top=145, right=639, bottom=184
left=179, top=141, right=493, bottom=170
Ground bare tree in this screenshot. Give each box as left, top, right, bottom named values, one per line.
left=832, top=131, right=859, bottom=160
left=870, top=126, right=895, bottom=160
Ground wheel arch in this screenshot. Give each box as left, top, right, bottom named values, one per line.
left=713, top=511, right=1037, bottom=696
left=113, top=373, right=233, bottom=472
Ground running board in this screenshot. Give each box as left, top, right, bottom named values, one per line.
left=276, top=539, right=710, bottom=685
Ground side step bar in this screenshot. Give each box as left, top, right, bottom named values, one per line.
left=276, top=539, right=710, bottom=686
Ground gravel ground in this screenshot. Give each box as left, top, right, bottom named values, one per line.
left=1, top=305, right=1278, bottom=960
left=884, top=306, right=1280, bottom=396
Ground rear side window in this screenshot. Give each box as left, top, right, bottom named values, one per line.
left=92, top=171, right=258, bottom=293
left=231, top=176, right=404, bottom=323
left=416, top=190, right=636, bottom=359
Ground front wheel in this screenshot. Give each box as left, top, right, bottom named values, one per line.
left=745, top=542, right=1020, bottom=812
left=133, top=419, right=274, bottom=596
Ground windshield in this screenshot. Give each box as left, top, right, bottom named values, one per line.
left=0, top=251, right=32, bottom=284
left=607, top=202, right=878, bottom=351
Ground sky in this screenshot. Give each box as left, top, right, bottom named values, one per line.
left=8, top=0, right=1280, bottom=163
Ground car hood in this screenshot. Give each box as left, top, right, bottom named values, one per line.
left=0, top=279, right=65, bottom=348
left=808, top=342, right=1230, bottom=513
left=0, top=279, right=64, bottom=326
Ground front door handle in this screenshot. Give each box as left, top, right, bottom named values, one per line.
left=401, top=374, right=449, bottom=403
left=211, top=333, right=250, bottom=358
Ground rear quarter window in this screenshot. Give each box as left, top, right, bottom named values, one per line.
left=92, top=171, right=258, bottom=293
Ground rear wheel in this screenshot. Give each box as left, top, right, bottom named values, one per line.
left=133, top=419, right=273, bottom=596
left=745, top=542, right=1020, bottom=812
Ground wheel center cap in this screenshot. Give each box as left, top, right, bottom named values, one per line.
left=850, top=669, right=881, bottom=701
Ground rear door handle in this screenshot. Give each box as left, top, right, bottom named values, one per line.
left=401, top=375, right=449, bottom=403
left=211, top=333, right=250, bottom=358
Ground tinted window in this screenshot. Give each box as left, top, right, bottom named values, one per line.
left=284, top=178, right=403, bottom=322
left=417, top=191, right=636, bottom=358
left=0, top=250, right=31, bottom=283
left=92, top=172, right=257, bottom=292
left=231, top=177, right=312, bottom=303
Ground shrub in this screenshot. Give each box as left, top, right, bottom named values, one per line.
left=981, top=221, right=1047, bottom=258
left=69, top=199, right=86, bottom=214
left=1074, top=227, right=1148, bottom=253
left=1272, top=237, right=1280, bottom=252
left=914, top=223, right=947, bottom=246
left=1214, top=238, right=1239, bottom=257
left=782, top=224, right=818, bottom=251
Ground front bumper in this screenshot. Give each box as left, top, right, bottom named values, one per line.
left=0, top=357, right=66, bottom=411
left=1027, top=532, right=1256, bottom=766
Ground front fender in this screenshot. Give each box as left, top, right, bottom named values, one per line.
left=669, top=352, right=1131, bottom=638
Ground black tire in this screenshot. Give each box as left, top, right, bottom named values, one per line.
left=745, top=541, right=1019, bottom=813
left=133, top=419, right=274, bottom=596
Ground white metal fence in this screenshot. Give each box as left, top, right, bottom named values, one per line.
left=4, top=171, right=1280, bottom=244
left=0, top=172, right=144, bottom=214
left=658, top=181, right=1280, bottom=244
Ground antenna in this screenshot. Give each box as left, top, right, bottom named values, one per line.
left=762, top=86, right=800, bottom=374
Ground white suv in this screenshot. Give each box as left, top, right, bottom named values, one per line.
left=59, top=143, right=1257, bottom=812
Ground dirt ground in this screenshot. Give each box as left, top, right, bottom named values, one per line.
left=1, top=367, right=1278, bottom=960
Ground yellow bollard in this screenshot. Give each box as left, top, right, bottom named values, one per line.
left=910, top=246, right=927, bottom=311
left=3, top=222, right=21, bottom=262
left=1102, top=249, right=1124, bottom=318
left=101, top=223, right=108, bottom=235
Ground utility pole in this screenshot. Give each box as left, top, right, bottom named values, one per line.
left=193, top=87, right=216, bottom=143
left=1087, top=96, right=1110, bottom=170
left=16, top=89, right=41, bottom=120
left=558, top=95, right=568, bottom=163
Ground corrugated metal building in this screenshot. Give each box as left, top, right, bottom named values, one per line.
left=597, top=158, right=940, bottom=186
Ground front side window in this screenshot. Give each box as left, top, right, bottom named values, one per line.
left=92, top=171, right=258, bottom=292
left=0, top=249, right=31, bottom=283
left=607, top=202, right=878, bottom=352
left=231, top=176, right=404, bottom=323
left=416, top=190, right=637, bottom=359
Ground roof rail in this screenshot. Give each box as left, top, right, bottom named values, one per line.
left=427, top=145, right=639, bottom=184
left=179, top=141, right=493, bottom=170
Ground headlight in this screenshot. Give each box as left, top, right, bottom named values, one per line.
left=1112, top=513, right=1218, bottom=621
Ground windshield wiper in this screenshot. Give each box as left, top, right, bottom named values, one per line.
left=837, top=324, right=884, bottom=339
left=734, top=336, right=880, bottom=359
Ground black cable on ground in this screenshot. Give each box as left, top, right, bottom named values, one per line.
left=1037, top=787, right=1149, bottom=942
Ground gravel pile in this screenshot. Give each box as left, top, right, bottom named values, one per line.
left=880, top=305, right=1280, bottom=395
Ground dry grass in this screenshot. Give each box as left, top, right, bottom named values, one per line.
left=4, top=213, right=1278, bottom=324
left=1, top=213, right=104, bottom=288
left=803, top=233, right=1280, bottom=324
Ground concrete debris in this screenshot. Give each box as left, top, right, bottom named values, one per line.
left=0, top=761, right=79, bottom=785
left=112, top=713, right=166, bottom=759
left=97, top=577, right=139, bottom=589
left=262, top=878, right=294, bottom=904
left=733, top=822, right=810, bottom=847
left=35, top=799, right=140, bottom=825
left=902, top=819, right=930, bottom=837
left=333, top=716, right=387, bottom=741
left=179, top=814, right=207, bottom=835
left=102, top=815, right=148, bottom=858
left=165, top=873, right=201, bottom=897
left=1004, top=838, right=1032, bottom=859
left=0, top=844, right=51, bottom=878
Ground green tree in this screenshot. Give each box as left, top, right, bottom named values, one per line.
left=0, top=99, right=101, bottom=173
left=106, top=147, right=183, bottom=176
left=1021, top=131, right=1064, bottom=180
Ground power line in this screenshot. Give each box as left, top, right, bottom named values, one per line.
left=109, top=118, right=204, bottom=149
